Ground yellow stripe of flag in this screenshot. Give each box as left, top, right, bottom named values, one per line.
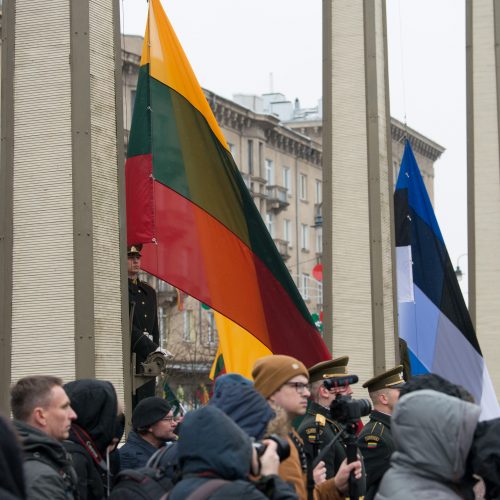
left=141, top=0, right=229, bottom=151
left=213, top=312, right=272, bottom=380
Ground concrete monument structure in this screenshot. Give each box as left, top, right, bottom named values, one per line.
left=0, top=0, right=129, bottom=411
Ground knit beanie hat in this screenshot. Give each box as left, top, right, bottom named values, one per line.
left=132, top=397, right=172, bottom=430
left=252, top=355, right=309, bottom=399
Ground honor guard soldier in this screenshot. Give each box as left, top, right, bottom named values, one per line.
left=357, top=365, right=405, bottom=500
left=298, top=356, right=358, bottom=479
left=128, top=245, right=160, bottom=407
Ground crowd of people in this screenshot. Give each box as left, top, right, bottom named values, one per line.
left=1, top=353, right=500, bottom=500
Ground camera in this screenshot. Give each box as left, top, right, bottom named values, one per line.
left=252, top=433, right=290, bottom=462
left=323, top=375, right=359, bottom=391
left=330, top=394, right=371, bottom=423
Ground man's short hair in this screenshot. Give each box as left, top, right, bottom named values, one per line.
left=10, top=375, right=63, bottom=421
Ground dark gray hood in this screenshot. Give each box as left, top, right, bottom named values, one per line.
left=391, top=389, right=480, bottom=483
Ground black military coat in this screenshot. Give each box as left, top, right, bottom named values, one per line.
left=357, top=410, right=394, bottom=500
left=129, top=278, right=160, bottom=404
left=297, top=401, right=346, bottom=479
left=129, top=278, right=159, bottom=362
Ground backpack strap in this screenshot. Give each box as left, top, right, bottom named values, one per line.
left=185, top=479, right=230, bottom=500
left=114, top=467, right=174, bottom=499
left=146, top=442, right=175, bottom=469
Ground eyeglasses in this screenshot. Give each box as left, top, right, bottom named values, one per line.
left=284, top=382, right=311, bottom=394
left=161, top=416, right=175, bottom=422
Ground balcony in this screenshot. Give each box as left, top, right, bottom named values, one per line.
left=273, top=238, right=290, bottom=261
left=313, top=202, right=323, bottom=227
left=266, top=185, right=289, bottom=212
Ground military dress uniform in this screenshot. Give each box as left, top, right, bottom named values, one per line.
left=357, top=366, right=405, bottom=500
left=128, top=245, right=160, bottom=406
left=298, top=356, right=358, bottom=479
left=298, top=400, right=346, bottom=479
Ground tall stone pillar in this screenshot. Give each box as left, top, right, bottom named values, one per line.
left=322, top=0, right=398, bottom=391
left=0, top=0, right=129, bottom=412
left=467, top=0, right=500, bottom=400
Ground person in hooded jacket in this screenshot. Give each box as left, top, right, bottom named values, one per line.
left=0, top=415, right=26, bottom=500
left=375, top=389, right=481, bottom=500
left=208, top=373, right=275, bottom=440
left=168, top=405, right=298, bottom=500
left=64, top=379, right=125, bottom=500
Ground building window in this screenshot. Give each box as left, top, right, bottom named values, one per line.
left=284, top=219, right=292, bottom=246
left=299, top=174, right=307, bottom=200
left=301, top=223, right=309, bottom=250
left=266, top=213, right=274, bottom=237
left=248, top=140, right=254, bottom=175
left=316, top=227, right=323, bottom=254
left=228, top=142, right=235, bottom=157
left=207, top=311, right=217, bottom=345
left=283, top=167, right=292, bottom=194
left=183, top=310, right=195, bottom=342
left=301, top=273, right=310, bottom=300
left=315, top=179, right=322, bottom=204
left=265, top=159, right=275, bottom=185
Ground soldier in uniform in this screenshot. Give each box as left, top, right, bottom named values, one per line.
left=298, top=356, right=358, bottom=479
left=357, top=365, right=405, bottom=500
left=128, top=244, right=160, bottom=407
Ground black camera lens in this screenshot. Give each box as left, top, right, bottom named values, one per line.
left=252, top=433, right=291, bottom=462
left=330, top=395, right=371, bottom=422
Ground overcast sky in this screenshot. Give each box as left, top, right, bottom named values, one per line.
left=121, top=0, right=468, bottom=293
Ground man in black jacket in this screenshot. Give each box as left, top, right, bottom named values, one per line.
left=119, top=397, right=177, bottom=470
left=64, top=379, right=124, bottom=500
left=128, top=244, right=161, bottom=406
left=11, top=375, right=78, bottom=500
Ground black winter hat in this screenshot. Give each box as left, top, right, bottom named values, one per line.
left=132, top=397, right=172, bottom=430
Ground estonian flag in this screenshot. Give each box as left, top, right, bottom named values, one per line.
left=395, top=141, right=499, bottom=420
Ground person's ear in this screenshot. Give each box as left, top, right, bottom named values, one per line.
left=33, top=407, right=46, bottom=427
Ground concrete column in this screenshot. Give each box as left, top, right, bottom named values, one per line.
left=323, top=0, right=397, bottom=392
left=467, top=0, right=500, bottom=400
left=0, top=0, right=129, bottom=412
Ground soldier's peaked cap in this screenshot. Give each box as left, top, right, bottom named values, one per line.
left=308, top=355, right=353, bottom=383
left=363, top=365, right=405, bottom=392
left=127, top=244, right=143, bottom=256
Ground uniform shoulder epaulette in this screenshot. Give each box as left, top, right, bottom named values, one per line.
left=325, top=416, right=342, bottom=433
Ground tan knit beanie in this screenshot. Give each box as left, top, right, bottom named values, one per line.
left=252, top=355, right=309, bottom=399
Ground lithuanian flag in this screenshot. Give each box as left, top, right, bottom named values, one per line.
left=126, top=0, right=330, bottom=367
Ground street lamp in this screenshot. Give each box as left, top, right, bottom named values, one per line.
left=455, top=253, right=468, bottom=282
